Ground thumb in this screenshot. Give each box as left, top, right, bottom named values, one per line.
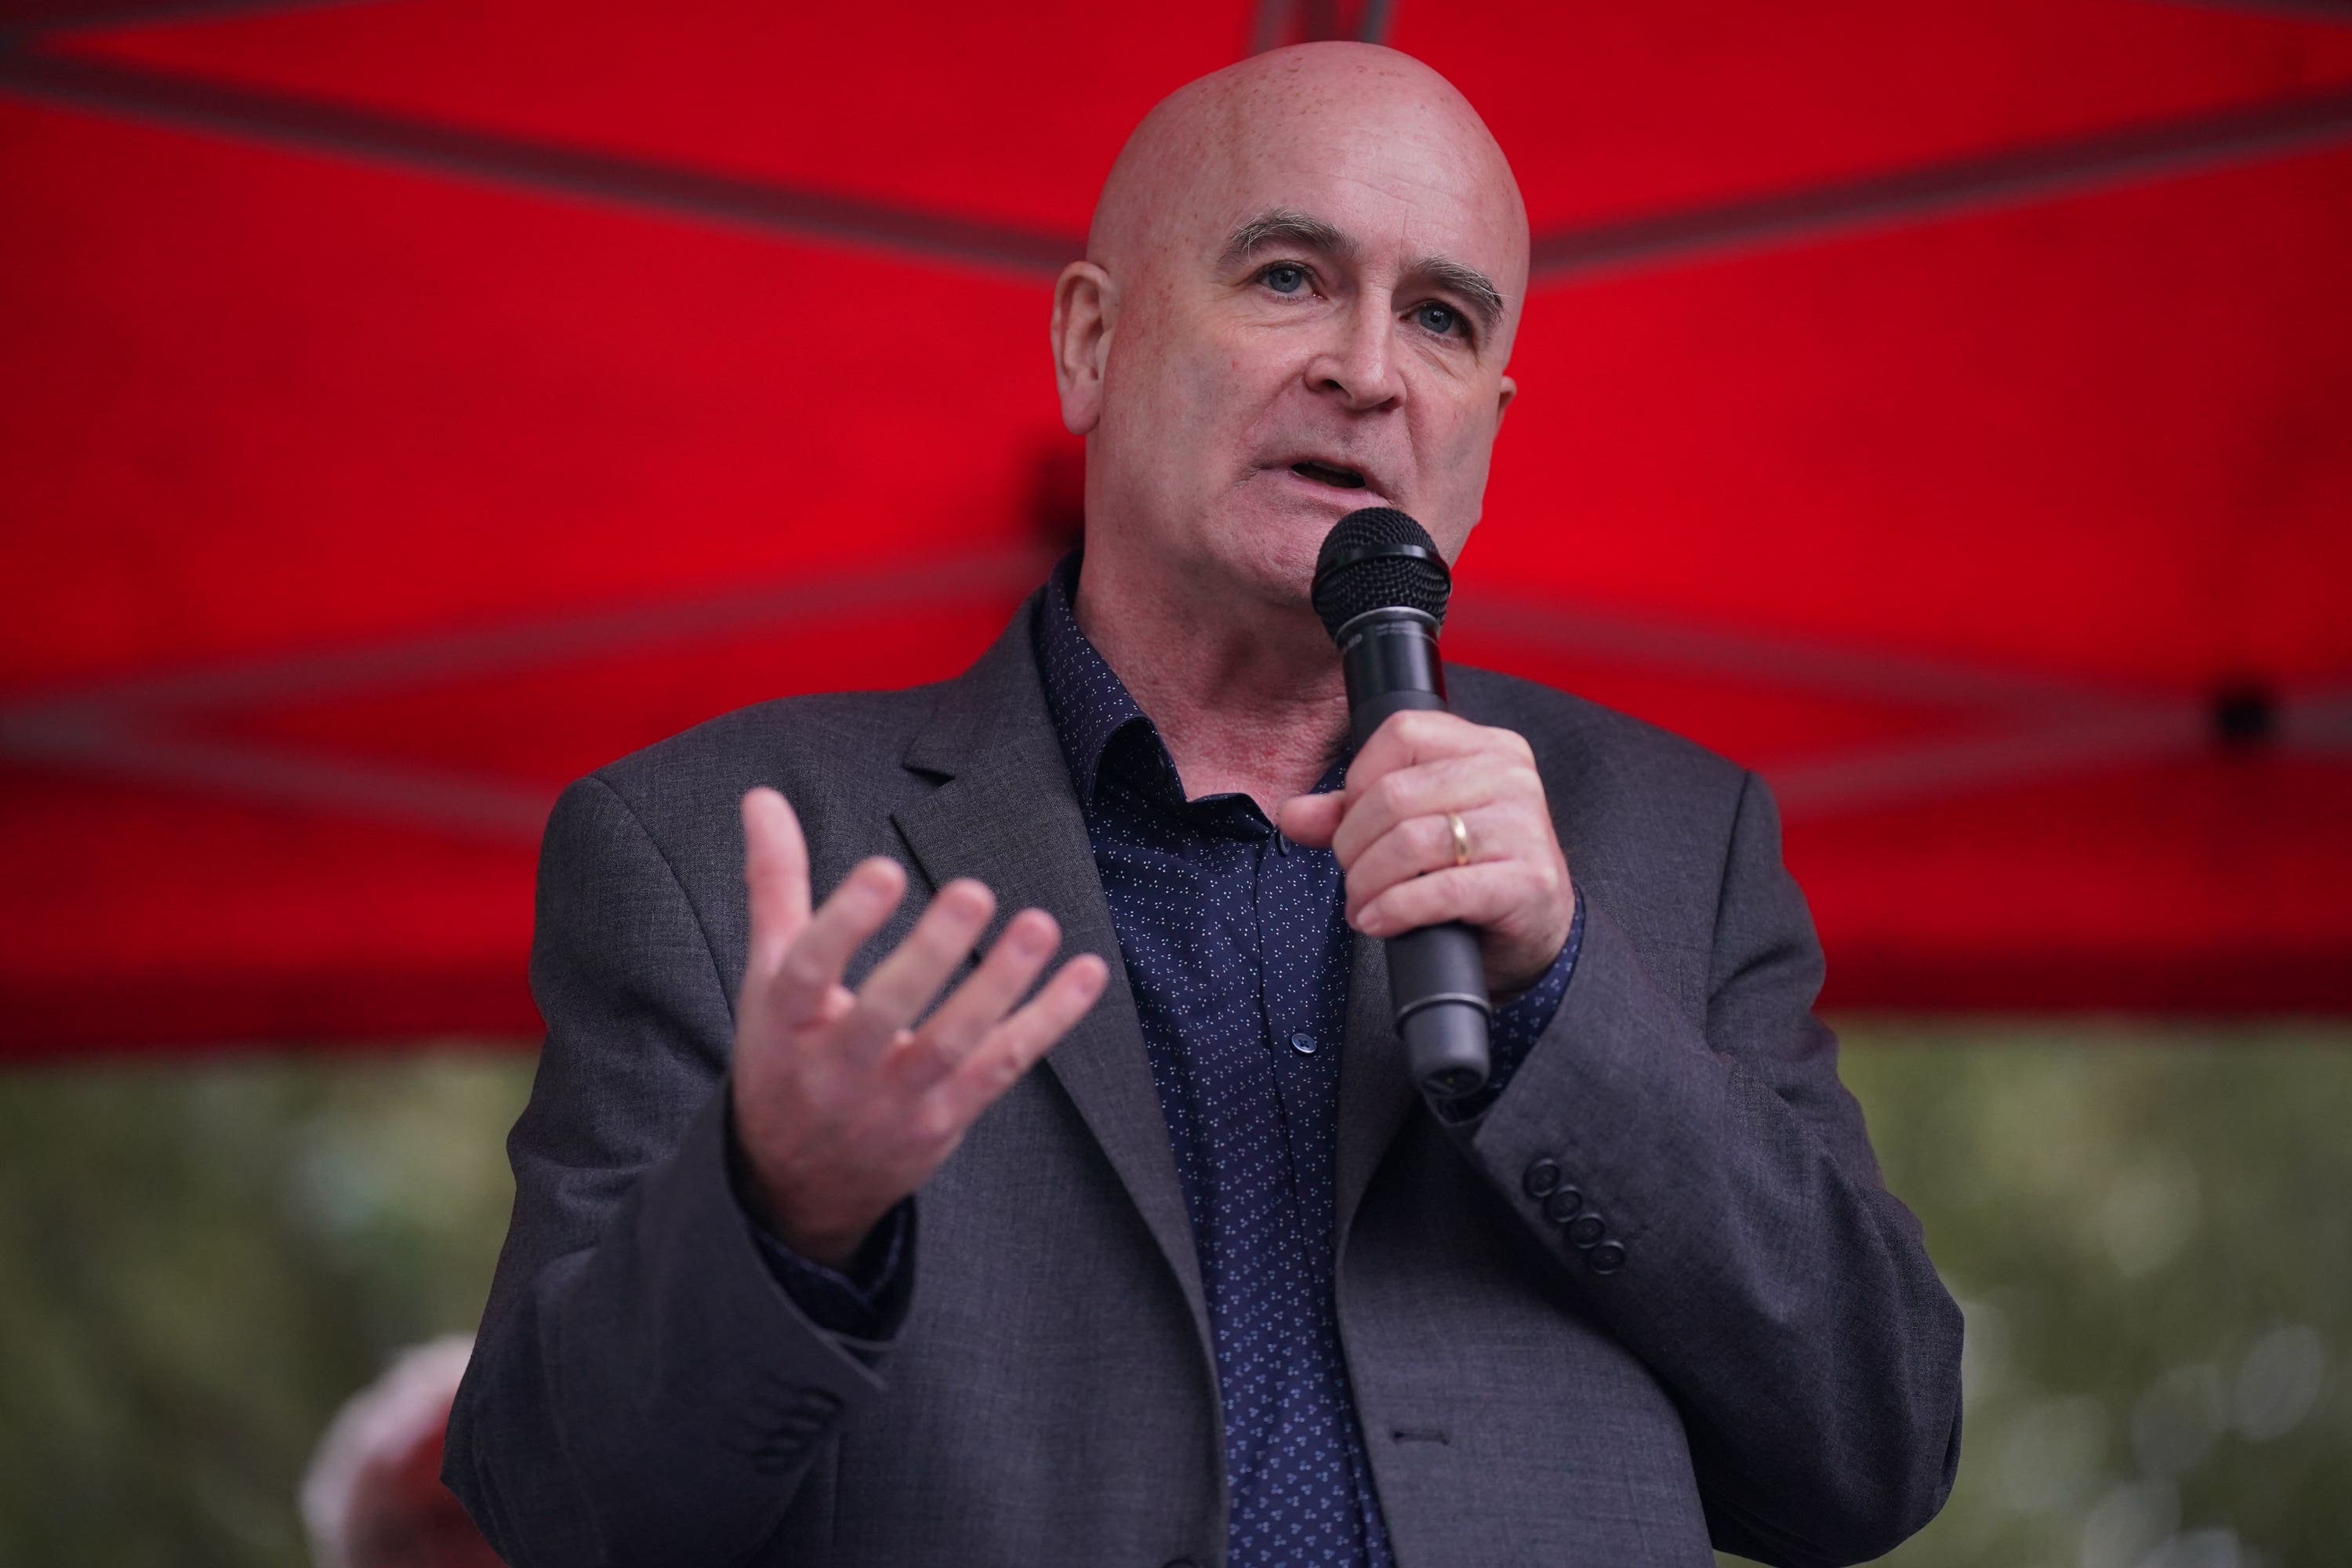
left=742, top=786, right=812, bottom=972
left=1278, top=790, right=1344, bottom=848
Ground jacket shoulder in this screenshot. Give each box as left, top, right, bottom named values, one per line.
left=579, top=681, right=950, bottom=840
left=1450, top=662, right=1748, bottom=800
left=1450, top=666, right=1767, bottom=996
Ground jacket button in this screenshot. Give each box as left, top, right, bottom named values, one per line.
left=1523, top=1157, right=1563, bottom=1198
left=1589, top=1240, right=1628, bottom=1273
left=1567, top=1214, right=1607, bottom=1248
left=1541, top=1188, right=1583, bottom=1225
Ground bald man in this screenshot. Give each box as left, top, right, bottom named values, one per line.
left=447, top=43, right=1962, bottom=1568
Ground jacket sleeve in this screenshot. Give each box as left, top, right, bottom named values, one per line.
left=442, top=775, right=906, bottom=1566
left=1462, top=769, right=1964, bottom=1568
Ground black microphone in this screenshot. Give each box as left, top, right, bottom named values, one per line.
left=1311, top=507, right=1491, bottom=1097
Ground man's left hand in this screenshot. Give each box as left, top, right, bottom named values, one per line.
left=1278, top=710, right=1576, bottom=1000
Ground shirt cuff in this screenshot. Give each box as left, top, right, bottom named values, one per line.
left=1434, top=886, right=1584, bottom=1123
left=722, top=1085, right=914, bottom=1349
left=749, top=1200, right=913, bottom=1344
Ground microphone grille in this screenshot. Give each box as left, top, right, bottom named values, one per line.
left=1312, top=508, right=1452, bottom=641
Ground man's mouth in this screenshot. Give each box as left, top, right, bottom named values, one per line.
left=1290, top=460, right=1369, bottom=491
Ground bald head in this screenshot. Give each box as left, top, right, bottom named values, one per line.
left=1089, top=43, right=1529, bottom=329
left=1049, top=42, right=1529, bottom=632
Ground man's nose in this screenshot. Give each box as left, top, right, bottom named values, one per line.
left=1305, top=299, right=1405, bottom=412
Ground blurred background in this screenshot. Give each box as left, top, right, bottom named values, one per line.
left=2, top=2, right=2347, bottom=1564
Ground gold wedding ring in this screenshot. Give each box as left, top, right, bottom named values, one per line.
left=1446, top=811, right=1472, bottom=869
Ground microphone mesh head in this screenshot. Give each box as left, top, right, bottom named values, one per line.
left=1312, top=508, right=1452, bottom=641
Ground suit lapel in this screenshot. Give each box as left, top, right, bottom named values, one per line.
left=1334, top=927, right=1417, bottom=1257
left=891, top=601, right=1210, bottom=1342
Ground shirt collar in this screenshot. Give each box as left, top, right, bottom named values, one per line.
left=1031, top=550, right=1172, bottom=807
left=1029, top=549, right=1352, bottom=814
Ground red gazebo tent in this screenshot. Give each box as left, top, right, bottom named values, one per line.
left=4, top=0, right=2349, bottom=1055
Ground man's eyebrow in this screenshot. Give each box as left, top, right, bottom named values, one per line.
left=1409, top=256, right=1506, bottom=336
left=1221, top=208, right=1507, bottom=336
left=1219, top=209, right=1356, bottom=270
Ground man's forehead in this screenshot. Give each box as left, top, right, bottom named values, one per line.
left=1191, top=95, right=1517, bottom=271
left=1090, top=43, right=1528, bottom=292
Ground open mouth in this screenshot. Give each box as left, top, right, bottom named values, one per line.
left=1290, top=460, right=1367, bottom=490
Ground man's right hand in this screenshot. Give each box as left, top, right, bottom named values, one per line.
left=728, top=786, right=1109, bottom=1270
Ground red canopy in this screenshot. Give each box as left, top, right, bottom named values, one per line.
left=4, top=0, right=2349, bottom=1055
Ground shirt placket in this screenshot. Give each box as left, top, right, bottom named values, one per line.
left=1257, top=827, right=1341, bottom=1210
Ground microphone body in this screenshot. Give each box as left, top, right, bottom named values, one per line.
left=1316, top=513, right=1493, bottom=1098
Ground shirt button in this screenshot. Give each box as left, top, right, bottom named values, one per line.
left=1289, top=1031, right=1319, bottom=1056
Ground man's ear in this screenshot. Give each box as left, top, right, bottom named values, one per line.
left=1051, top=261, right=1116, bottom=436
left=1496, top=373, right=1517, bottom=425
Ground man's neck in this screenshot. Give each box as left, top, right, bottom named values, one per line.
left=1072, top=543, right=1350, bottom=816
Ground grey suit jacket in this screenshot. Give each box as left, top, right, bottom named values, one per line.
left=445, top=589, right=1963, bottom=1568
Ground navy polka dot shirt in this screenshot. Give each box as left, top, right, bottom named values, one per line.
left=1030, top=554, right=1581, bottom=1567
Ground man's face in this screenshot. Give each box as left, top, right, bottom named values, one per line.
left=1085, top=81, right=1526, bottom=607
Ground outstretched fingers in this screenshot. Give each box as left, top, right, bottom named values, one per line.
left=837, top=878, right=997, bottom=1058
left=759, top=855, right=909, bottom=1030
left=741, top=788, right=812, bottom=975
left=935, top=953, right=1109, bottom=1122
left=891, top=908, right=1063, bottom=1087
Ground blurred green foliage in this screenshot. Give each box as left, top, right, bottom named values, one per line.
left=1831, top=1025, right=2352, bottom=1568
left=0, top=1052, right=529, bottom=1568
left=0, top=1027, right=2344, bottom=1566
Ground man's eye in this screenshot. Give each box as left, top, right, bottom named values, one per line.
left=1262, top=263, right=1308, bottom=295
left=1416, top=302, right=1462, bottom=337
